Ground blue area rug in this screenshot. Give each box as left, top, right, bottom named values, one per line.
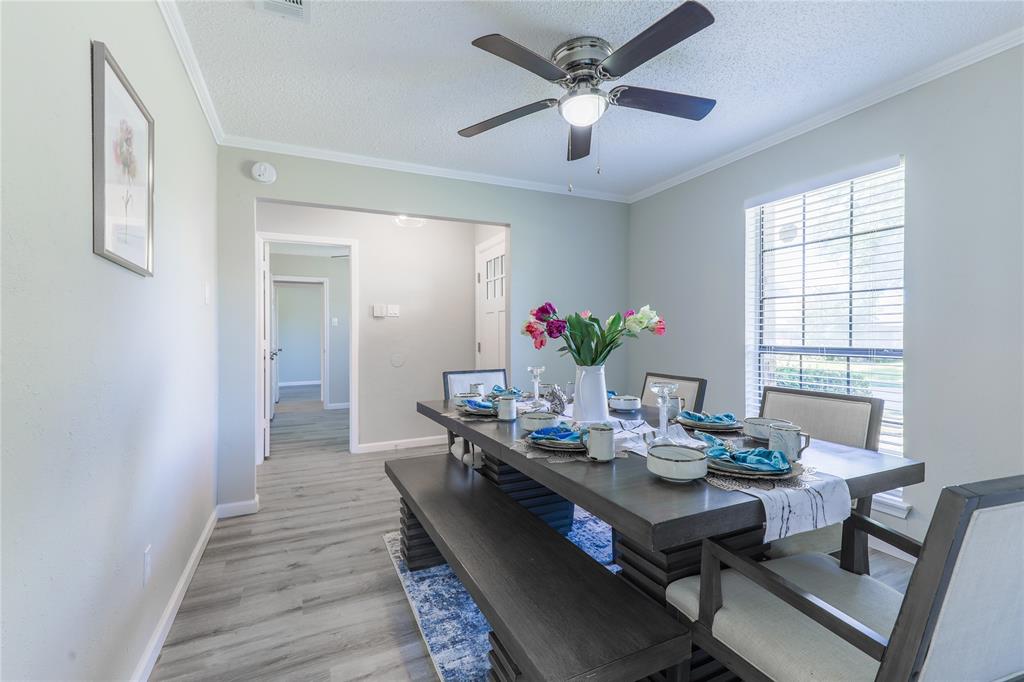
left=383, top=506, right=617, bottom=681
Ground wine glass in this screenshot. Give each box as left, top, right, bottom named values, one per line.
left=650, top=381, right=680, bottom=446
left=526, top=366, right=546, bottom=409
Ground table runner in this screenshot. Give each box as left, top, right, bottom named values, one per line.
left=705, top=469, right=852, bottom=542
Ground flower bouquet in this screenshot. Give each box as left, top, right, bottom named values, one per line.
left=522, top=302, right=665, bottom=422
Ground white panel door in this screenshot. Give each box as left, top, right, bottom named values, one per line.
left=260, top=241, right=272, bottom=460
left=271, top=282, right=280, bottom=413
left=475, top=237, right=507, bottom=370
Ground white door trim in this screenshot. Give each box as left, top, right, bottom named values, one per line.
left=273, top=276, right=329, bottom=404
left=255, top=232, right=359, bottom=462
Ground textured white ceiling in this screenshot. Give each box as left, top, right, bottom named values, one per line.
left=176, top=0, right=1022, bottom=199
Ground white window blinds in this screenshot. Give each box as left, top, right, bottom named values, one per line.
left=744, top=162, right=905, bottom=456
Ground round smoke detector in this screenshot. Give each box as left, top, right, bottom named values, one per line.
left=251, top=161, right=278, bottom=184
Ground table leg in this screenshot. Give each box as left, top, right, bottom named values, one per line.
left=840, top=496, right=873, bottom=575
left=480, top=453, right=574, bottom=535
left=399, top=497, right=445, bottom=570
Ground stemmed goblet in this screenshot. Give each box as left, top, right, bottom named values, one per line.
left=650, top=381, right=681, bottom=446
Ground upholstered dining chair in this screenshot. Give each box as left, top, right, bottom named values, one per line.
left=441, top=368, right=508, bottom=464
left=666, top=475, right=1024, bottom=682
left=759, top=386, right=885, bottom=559
left=641, top=372, right=708, bottom=413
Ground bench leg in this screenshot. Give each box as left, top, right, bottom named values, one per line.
left=479, top=453, right=574, bottom=535
left=487, top=631, right=521, bottom=682
left=399, top=497, right=445, bottom=571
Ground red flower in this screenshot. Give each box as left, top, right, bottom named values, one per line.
left=534, top=302, right=557, bottom=322
left=652, top=320, right=666, bottom=336
left=546, top=319, right=567, bottom=339
left=533, top=334, right=547, bottom=349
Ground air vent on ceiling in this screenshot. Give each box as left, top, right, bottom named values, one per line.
left=257, top=0, right=310, bottom=23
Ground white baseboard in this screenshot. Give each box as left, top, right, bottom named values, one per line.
left=131, top=509, right=217, bottom=682
left=351, top=434, right=447, bottom=454
left=279, top=380, right=321, bottom=387
left=325, top=402, right=350, bottom=410
left=216, top=495, right=260, bottom=519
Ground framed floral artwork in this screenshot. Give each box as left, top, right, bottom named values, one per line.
left=91, top=41, right=154, bottom=276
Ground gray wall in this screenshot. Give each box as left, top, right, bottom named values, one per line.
left=270, top=253, right=352, bottom=405
left=217, top=146, right=629, bottom=507
left=626, top=47, right=1024, bottom=539
left=275, top=282, right=323, bottom=384
left=260, top=206, right=477, bottom=441
left=1, top=2, right=219, bottom=679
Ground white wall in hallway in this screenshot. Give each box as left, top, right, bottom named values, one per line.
left=0, top=2, right=219, bottom=679
left=260, top=205, right=477, bottom=444
left=216, top=146, right=629, bottom=507
left=271, top=254, right=352, bottom=405
left=275, top=282, right=324, bottom=385
left=626, top=47, right=1024, bottom=540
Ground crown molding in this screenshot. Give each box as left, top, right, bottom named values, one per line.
left=627, top=25, right=1024, bottom=203
left=157, top=0, right=225, bottom=143
left=158, top=0, right=1021, bottom=207
left=219, top=134, right=630, bottom=203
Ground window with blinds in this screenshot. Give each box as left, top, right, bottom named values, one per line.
left=744, top=162, right=905, bottom=457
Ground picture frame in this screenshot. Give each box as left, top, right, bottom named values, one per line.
left=91, top=41, right=154, bottom=277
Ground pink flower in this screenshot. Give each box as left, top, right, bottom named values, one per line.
left=522, top=320, right=544, bottom=338
left=533, top=335, right=547, bottom=350
left=624, top=309, right=635, bottom=319
left=580, top=310, right=591, bottom=319
left=545, top=319, right=567, bottom=339
left=652, top=320, right=666, bottom=336
left=535, top=302, right=557, bottom=322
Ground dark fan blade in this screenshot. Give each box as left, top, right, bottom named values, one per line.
left=458, top=99, right=558, bottom=137
left=472, top=34, right=569, bottom=81
left=610, top=86, right=715, bottom=120
left=599, top=1, right=714, bottom=78
left=567, top=125, right=592, bottom=161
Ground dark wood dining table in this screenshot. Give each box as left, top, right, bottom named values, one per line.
left=417, top=400, right=925, bottom=604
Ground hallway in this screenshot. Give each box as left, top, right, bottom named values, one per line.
left=151, top=388, right=437, bottom=680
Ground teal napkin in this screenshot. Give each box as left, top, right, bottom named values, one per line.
left=681, top=410, right=737, bottom=424
left=465, top=399, right=494, bottom=411
left=529, top=425, right=581, bottom=443
left=695, top=431, right=791, bottom=473
left=491, top=385, right=522, bottom=397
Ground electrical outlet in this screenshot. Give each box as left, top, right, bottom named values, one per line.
left=143, top=545, right=152, bottom=587
left=331, top=317, right=339, bottom=327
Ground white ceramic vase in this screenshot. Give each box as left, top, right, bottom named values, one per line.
left=573, top=364, right=610, bottom=423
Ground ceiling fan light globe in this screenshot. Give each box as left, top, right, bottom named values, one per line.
left=558, top=89, right=608, bottom=127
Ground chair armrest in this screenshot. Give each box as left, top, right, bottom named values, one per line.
left=699, top=539, right=889, bottom=661
left=843, top=511, right=922, bottom=559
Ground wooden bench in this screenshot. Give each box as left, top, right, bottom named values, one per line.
left=386, top=453, right=690, bottom=682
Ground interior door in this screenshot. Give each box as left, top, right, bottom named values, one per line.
left=260, top=241, right=272, bottom=461
left=475, top=237, right=507, bottom=370
left=271, top=282, right=280, bottom=415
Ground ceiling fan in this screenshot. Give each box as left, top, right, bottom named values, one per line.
left=458, top=0, right=717, bottom=161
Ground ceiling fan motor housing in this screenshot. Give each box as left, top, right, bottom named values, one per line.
left=551, top=37, right=613, bottom=83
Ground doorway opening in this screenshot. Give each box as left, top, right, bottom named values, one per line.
left=255, top=201, right=509, bottom=462
left=257, top=236, right=356, bottom=463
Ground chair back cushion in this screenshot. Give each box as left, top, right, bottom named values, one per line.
left=642, top=374, right=706, bottom=413
left=443, top=369, right=507, bottom=399
left=760, top=388, right=879, bottom=449
left=918, top=500, right=1024, bottom=681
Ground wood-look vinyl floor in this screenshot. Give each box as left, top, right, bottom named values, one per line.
left=152, top=386, right=914, bottom=681
left=151, top=387, right=438, bottom=681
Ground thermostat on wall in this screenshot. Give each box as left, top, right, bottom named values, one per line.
left=251, top=161, right=277, bottom=184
